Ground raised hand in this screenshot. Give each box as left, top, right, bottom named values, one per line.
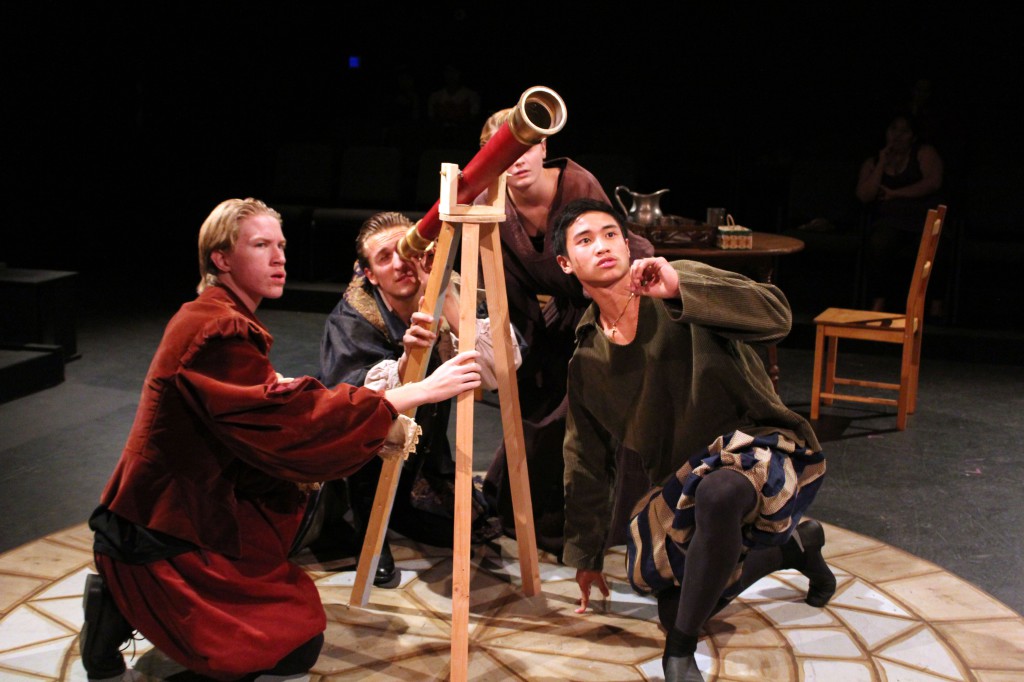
left=629, top=257, right=679, bottom=299
left=403, top=311, right=438, bottom=352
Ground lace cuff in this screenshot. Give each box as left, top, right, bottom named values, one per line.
left=377, top=413, right=422, bottom=462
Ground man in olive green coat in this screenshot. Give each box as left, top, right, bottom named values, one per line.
left=551, top=198, right=831, bottom=682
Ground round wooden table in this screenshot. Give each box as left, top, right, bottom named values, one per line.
left=652, top=232, right=805, bottom=282
left=652, top=232, right=806, bottom=392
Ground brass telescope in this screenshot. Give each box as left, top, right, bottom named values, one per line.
left=397, top=85, right=567, bottom=259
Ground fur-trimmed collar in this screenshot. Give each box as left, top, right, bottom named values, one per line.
left=343, top=270, right=461, bottom=343
left=344, top=274, right=391, bottom=339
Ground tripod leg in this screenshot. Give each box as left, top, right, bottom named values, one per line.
left=349, top=223, right=460, bottom=607
left=479, top=221, right=541, bottom=596
left=449, top=223, right=482, bottom=681
left=349, top=460, right=402, bottom=607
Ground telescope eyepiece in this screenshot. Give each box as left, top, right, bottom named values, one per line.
left=524, top=101, right=553, bottom=130
left=508, top=86, right=566, bottom=146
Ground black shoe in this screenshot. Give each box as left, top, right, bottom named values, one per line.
left=662, top=629, right=703, bottom=681
left=373, top=539, right=397, bottom=587
left=81, top=574, right=134, bottom=679
left=663, top=654, right=705, bottom=681
left=791, top=519, right=837, bottom=607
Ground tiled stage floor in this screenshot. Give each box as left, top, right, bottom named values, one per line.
left=4, top=301, right=1024, bottom=680
left=2, top=520, right=1023, bottom=681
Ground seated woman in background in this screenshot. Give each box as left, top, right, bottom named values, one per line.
left=474, top=108, right=654, bottom=558
left=856, top=110, right=944, bottom=313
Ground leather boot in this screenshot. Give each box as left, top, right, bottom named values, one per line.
left=348, top=465, right=398, bottom=588
left=663, top=654, right=705, bottom=682
left=373, top=538, right=397, bottom=587
left=784, top=519, right=837, bottom=607
left=80, top=573, right=134, bottom=680
left=663, top=629, right=704, bottom=682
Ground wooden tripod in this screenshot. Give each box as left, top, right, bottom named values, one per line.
left=349, top=164, right=540, bottom=681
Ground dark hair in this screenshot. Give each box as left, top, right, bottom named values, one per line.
left=355, top=211, right=414, bottom=270
left=551, top=198, right=628, bottom=258
left=886, top=109, right=920, bottom=137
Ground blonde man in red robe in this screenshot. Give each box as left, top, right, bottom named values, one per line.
left=82, top=198, right=481, bottom=681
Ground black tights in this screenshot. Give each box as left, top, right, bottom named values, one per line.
left=658, top=469, right=789, bottom=655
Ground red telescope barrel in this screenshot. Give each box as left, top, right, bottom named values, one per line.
left=397, top=85, right=567, bottom=258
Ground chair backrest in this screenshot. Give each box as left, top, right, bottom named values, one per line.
left=905, top=204, right=948, bottom=319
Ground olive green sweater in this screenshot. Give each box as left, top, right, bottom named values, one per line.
left=562, top=260, right=821, bottom=570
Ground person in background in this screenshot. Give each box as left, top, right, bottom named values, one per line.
left=82, top=198, right=481, bottom=681
left=476, top=108, right=655, bottom=558
left=856, top=110, right=945, bottom=313
left=426, top=64, right=481, bottom=129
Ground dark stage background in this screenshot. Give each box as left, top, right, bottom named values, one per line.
left=4, top=4, right=1022, bottom=322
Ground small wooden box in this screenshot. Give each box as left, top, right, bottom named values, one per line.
left=716, top=224, right=753, bottom=250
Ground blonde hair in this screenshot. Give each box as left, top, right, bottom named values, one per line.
left=197, top=198, right=282, bottom=293
left=479, top=107, right=512, bottom=147
left=355, top=211, right=414, bottom=269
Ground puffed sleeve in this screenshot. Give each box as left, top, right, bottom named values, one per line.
left=363, top=358, right=402, bottom=391
left=446, top=318, right=523, bottom=392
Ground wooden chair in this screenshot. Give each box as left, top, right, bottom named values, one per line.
left=810, top=204, right=947, bottom=430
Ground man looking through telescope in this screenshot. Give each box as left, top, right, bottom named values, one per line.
left=317, top=211, right=521, bottom=583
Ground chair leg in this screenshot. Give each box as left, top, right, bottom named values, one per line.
left=824, top=335, right=838, bottom=406
left=908, top=332, right=923, bottom=414
left=810, top=326, right=825, bottom=420
left=896, top=393, right=909, bottom=430
left=897, top=335, right=916, bottom=430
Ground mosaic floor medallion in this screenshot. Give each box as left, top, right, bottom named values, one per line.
left=2, top=521, right=1022, bottom=680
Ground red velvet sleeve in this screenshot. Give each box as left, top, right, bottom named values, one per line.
left=177, top=333, right=396, bottom=483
